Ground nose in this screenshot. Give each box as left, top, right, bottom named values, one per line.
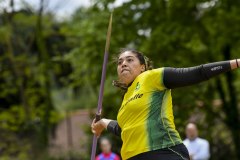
left=121, top=60, right=127, bottom=67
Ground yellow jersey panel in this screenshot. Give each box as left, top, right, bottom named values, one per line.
left=117, top=68, right=182, bottom=160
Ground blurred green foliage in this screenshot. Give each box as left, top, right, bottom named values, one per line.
left=0, top=0, right=239, bottom=159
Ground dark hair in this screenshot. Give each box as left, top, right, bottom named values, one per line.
left=112, top=48, right=153, bottom=90
left=116, top=48, right=153, bottom=70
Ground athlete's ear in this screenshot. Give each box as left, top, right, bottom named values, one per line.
left=141, top=65, right=145, bottom=71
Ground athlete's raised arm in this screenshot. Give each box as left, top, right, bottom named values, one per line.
left=163, top=59, right=239, bottom=89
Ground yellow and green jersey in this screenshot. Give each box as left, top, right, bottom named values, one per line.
left=117, top=68, right=182, bottom=160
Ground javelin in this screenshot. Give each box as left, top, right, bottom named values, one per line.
left=90, top=13, right=113, bottom=160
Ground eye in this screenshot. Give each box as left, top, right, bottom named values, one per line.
left=118, top=60, right=122, bottom=65
left=127, top=58, right=133, bottom=63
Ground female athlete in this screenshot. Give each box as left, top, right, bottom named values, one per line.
left=92, top=48, right=239, bottom=160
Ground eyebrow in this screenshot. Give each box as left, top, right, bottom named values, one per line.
left=118, top=56, right=135, bottom=60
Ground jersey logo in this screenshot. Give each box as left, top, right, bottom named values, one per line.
left=135, top=82, right=140, bottom=91
left=122, top=93, right=144, bottom=108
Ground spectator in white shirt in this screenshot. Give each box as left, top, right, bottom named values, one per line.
left=183, top=123, right=210, bottom=160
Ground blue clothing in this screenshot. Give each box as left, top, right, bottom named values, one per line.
left=96, top=152, right=120, bottom=160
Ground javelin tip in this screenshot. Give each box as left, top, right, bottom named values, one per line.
left=105, top=13, right=113, bottom=54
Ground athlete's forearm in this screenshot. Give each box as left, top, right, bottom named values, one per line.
left=107, top=120, right=122, bottom=137
left=163, top=60, right=239, bottom=89
left=99, top=118, right=112, bottom=129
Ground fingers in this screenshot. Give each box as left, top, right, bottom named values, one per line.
left=91, top=118, right=103, bottom=137
left=91, top=118, right=96, bottom=133
left=91, top=118, right=96, bottom=127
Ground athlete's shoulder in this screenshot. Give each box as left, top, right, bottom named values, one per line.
left=140, top=67, right=165, bottom=77
left=137, top=67, right=166, bottom=89
left=147, top=67, right=165, bottom=73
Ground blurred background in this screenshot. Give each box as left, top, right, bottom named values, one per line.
left=0, top=0, right=239, bottom=159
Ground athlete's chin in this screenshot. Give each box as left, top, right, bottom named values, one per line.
left=120, top=71, right=131, bottom=77
left=120, top=75, right=134, bottom=85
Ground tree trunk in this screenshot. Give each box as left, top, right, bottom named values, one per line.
left=36, top=0, right=54, bottom=148
left=5, top=0, right=30, bottom=121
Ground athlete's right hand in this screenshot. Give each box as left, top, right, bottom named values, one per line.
left=91, top=118, right=105, bottom=137
left=91, top=118, right=112, bottom=137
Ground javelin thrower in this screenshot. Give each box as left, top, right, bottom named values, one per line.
left=92, top=47, right=239, bottom=160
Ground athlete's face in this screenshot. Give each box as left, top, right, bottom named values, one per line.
left=117, top=51, right=145, bottom=85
